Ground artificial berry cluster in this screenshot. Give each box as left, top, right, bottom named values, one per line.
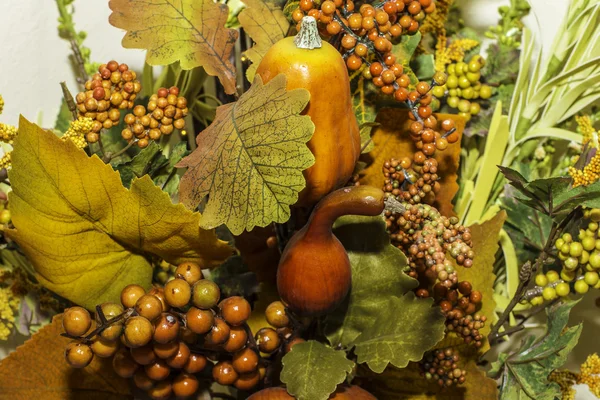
left=420, top=348, right=466, bottom=387
left=75, top=61, right=142, bottom=142
left=122, top=87, right=188, bottom=149
left=434, top=55, right=492, bottom=122
left=61, top=262, right=303, bottom=399
left=527, top=211, right=600, bottom=305
left=383, top=202, right=485, bottom=346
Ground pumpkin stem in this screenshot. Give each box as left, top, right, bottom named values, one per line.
left=294, top=16, right=322, bottom=49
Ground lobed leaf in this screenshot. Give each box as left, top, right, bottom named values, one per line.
left=6, top=117, right=232, bottom=309
left=178, top=74, right=315, bottom=235
left=280, top=341, right=354, bottom=400
left=108, top=0, right=239, bottom=94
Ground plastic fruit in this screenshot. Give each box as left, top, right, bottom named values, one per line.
left=248, top=385, right=377, bottom=399
left=256, top=16, right=361, bottom=207
left=277, top=185, right=386, bottom=316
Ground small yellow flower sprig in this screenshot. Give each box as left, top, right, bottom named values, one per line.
left=0, top=94, right=4, bottom=114
left=0, top=282, right=20, bottom=341
left=549, top=369, right=577, bottom=400
left=578, top=353, right=600, bottom=397
left=435, top=33, right=480, bottom=72
left=419, top=0, right=454, bottom=37
left=569, top=153, right=600, bottom=188
left=576, top=115, right=597, bottom=146
left=62, top=116, right=93, bottom=149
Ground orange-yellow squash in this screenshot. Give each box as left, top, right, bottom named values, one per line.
left=256, top=16, right=361, bottom=207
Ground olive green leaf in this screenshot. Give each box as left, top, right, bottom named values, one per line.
left=351, top=292, right=445, bottom=373
left=490, top=300, right=583, bottom=400
left=178, top=74, right=315, bottom=235
left=239, top=0, right=290, bottom=81
left=117, top=141, right=163, bottom=187
left=108, top=0, right=239, bottom=94
left=6, top=117, right=232, bottom=310
left=324, top=215, right=417, bottom=347
left=359, top=122, right=378, bottom=154
left=281, top=341, right=354, bottom=400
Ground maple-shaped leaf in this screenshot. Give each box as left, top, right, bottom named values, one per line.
left=359, top=109, right=465, bottom=217
left=281, top=341, right=354, bottom=400
left=6, top=117, right=232, bottom=309
left=490, top=300, right=582, bottom=400
left=324, top=215, right=418, bottom=347
left=351, top=292, right=446, bottom=373
left=0, top=315, right=132, bottom=400
left=239, top=0, right=289, bottom=82
left=357, top=347, right=498, bottom=399
left=178, top=74, right=315, bottom=235
left=108, top=0, right=238, bottom=94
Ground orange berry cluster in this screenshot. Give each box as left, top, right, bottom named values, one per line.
left=75, top=60, right=142, bottom=143
left=122, top=87, right=189, bottom=149
left=61, top=262, right=304, bottom=399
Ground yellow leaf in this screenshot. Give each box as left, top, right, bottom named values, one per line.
left=239, top=0, right=290, bottom=82
left=6, top=117, right=232, bottom=309
left=359, top=108, right=465, bottom=217
left=0, top=315, right=132, bottom=400
left=178, top=74, right=315, bottom=235
left=108, top=0, right=239, bottom=95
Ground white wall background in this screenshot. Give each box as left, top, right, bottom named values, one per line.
left=1, top=0, right=597, bottom=398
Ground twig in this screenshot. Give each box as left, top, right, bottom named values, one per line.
left=70, top=38, right=88, bottom=84
left=103, top=140, right=137, bottom=163
left=60, top=82, right=78, bottom=120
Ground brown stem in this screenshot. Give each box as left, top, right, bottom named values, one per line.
left=70, top=38, right=88, bottom=85
left=60, top=82, right=78, bottom=121
left=103, top=139, right=137, bottom=163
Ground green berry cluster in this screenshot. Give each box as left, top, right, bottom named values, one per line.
left=432, top=55, right=493, bottom=122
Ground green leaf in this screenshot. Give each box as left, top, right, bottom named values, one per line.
left=351, top=292, right=445, bottom=373
left=116, top=142, right=163, bottom=188
left=324, top=215, right=417, bottom=347
left=393, top=31, right=421, bottom=62
left=411, top=54, right=435, bottom=80
left=280, top=341, right=354, bottom=400
left=494, top=300, right=583, bottom=400
left=552, top=179, right=600, bottom=218
left=54, top=99, right=72, bottom=132
left=359, top=123, right=378, bottom=154
left=209, top=255, right=259, bottom=298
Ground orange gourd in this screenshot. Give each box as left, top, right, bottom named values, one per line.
left=256, top=16, right=361, bottom=207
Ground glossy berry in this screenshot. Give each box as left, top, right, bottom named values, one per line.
left=265, top=301, right=289, bottom=328
left=556, top=282, right=571, bottom=297
left=135, top=294, right=164, bottom=321
left=164, top=278, right=192, bottom=308
left=148, top=287, right=169, bottom=312
left=206, top=317, right=230, bottom=345
left=184, top=353, right=207, bottom=374
left=147, top=380, right=172, bottom=400
left=113, top=348, right=139, bottom=378
left=133, top=369, right=155, bottom=390
left=63, top=307, right=92, bottom=337
left=175, top=262, right=204, bottom=285
left=234, top=370, right=261, bottom=391
left=192, top=280, right=221, bottom=309
left=223, top=325, right=248, bottom=353
left=166, top=341, right=191, bottom=369
left=124, top=316, right=154, bottom=348
left=173, top=372, right=199, bottom=397
left=90, top=336, right=120, bottom=358
left=130, top=344, right=157, bottom=365
left=154, top=341, right=180, bottom=359
left=97, top=303, right=125, bottom=341
left=256, top=328, right=280, bottom=354
left=232, top=347, right=259, bottom=374
left=153, top=313, right=180, bottom=344
left=219, top=296, right=252, bottom=326
left=285, top=337, right=306, bottom=353
left=213, top=361, right=239, bottom=385
left=574, top=279, right=589, bottom=294
left=186, top=307, right=215, bottom=334
left=542, top=287, right=557, bottom=301
left=121, top=284, right=146, bottom=308
left=65, top=341, right=94, bottom=368
left=145, top=359, right=171, bottom=381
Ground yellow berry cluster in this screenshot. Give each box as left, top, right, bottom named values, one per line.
left=0, top=123, right=17, bottom=145
left=62, top=117, right=94, bottom=149
left=0, top=286, right=20, bottom=341
left=75, top=60, right=142, bottom=142
left=0, top=94, right=4, bottom=114
left=579, top=353, right=600, bottom=397
left=576, top=115, right=597, bottom=145
left=548, top=369, right=577, bottom=400
left=122, top=87, right=188, bottom=149
left=569, top=152, right=600, bottom=187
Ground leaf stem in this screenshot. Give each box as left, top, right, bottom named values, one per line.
left=103, top=140, right=137, bottom=163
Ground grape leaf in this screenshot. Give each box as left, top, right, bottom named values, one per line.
left=490, top=300, right=583, bottom=400
left=281, top=341, right=354, bottom=400
left=116, top=141, right=163, bottom=187
left=178, top=74, right=315, bottom=235
left=358, top=347, right=498, bottom=399
left=324, top=215, right=418, bottom=347
left=108, top=0, right=239, bottom=95
left=6, top=117, right=232, bottom=309
left=239, top=0, right=290, bottom=82
left=352, top=292, right=446, bottom=373
left=0, top=315, right=132, bottom=400
left=359, top=109, right=465, bottom=217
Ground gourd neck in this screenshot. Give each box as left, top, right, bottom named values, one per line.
left=304, top=186, right=386, bottom=240
left=294, top=16, right=322, bottom=49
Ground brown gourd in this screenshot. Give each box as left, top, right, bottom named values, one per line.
left=247, top=385, right=377, bottom=399
left=256, top=16, right=361, bottom=207
left=276, top=186, right=385, bottom=316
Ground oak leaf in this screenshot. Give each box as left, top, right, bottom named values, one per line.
left=6, top=117, right=231, bottom=310
left=0, top=315, right=132, bottom=400
left=108, top=0, right=239, bottom=94
left=178, top=74, right=315, bottom=235
left=239, top=0, right=290, bottom=82
left=359, top=108, right=465, bottom=217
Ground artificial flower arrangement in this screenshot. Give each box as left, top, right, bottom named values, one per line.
left=0, top=0, right=599, bottom=399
